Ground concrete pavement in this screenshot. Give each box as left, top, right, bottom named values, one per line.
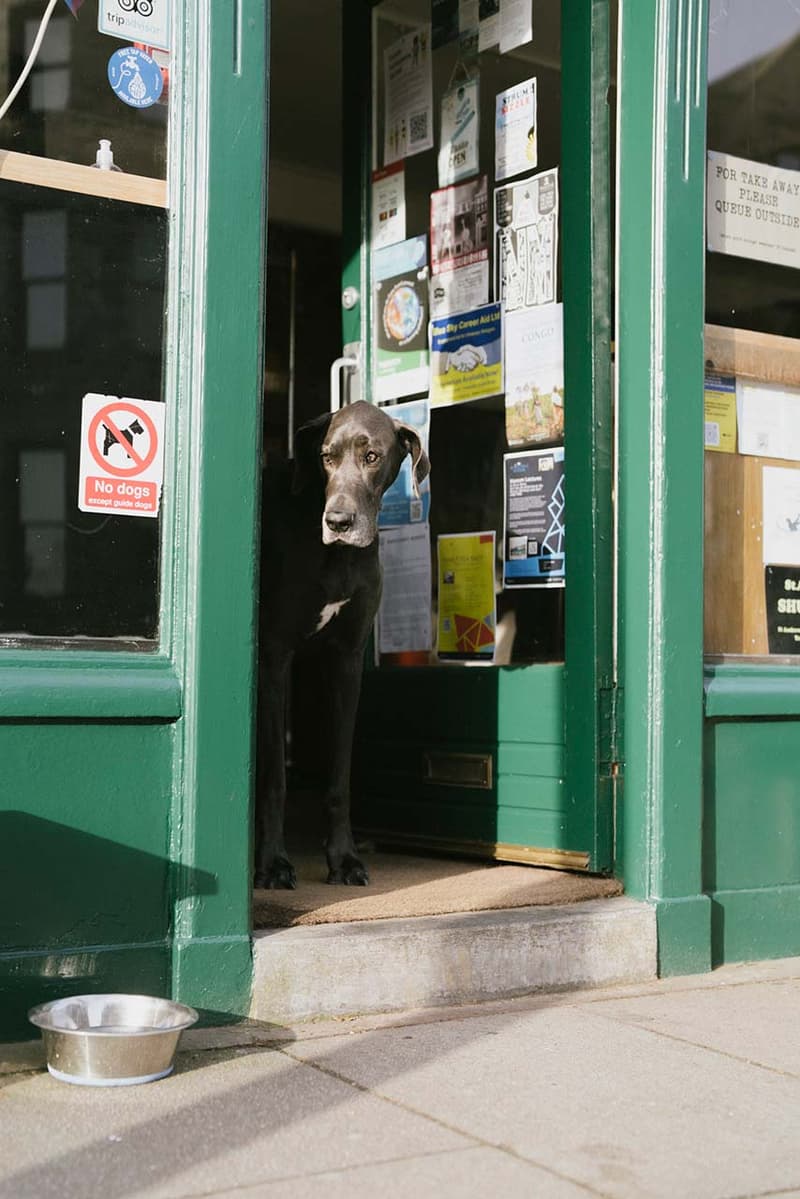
left=2, top=956, right=800, bottom=1198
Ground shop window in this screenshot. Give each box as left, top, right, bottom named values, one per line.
left=1, top=0, right=168, bottom=644
left=704, top=1, right=800, bottom=659
left=371, top=0, right=565, bottom=667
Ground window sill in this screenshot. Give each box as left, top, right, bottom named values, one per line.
left=0, top=651, right=181, bottom=720
left=704, top=660, right=800, bottom=718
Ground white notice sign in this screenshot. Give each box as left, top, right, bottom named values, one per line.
left=98, top=0, right=171, bottom=52
left=707, top=150, right=800, bottom=269
left=78, top=393, right=166, bottom=518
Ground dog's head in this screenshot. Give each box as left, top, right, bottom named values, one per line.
left=292, top=400, right=430, bottom=548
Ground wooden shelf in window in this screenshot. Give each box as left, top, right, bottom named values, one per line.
left=0, top=149, right=167, bottom=209
left=705, top=323, right=800, bottom=388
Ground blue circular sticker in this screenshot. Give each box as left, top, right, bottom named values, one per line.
left=107, top=46, right=163, bottom=109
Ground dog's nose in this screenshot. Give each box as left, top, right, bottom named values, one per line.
left=325, top=509, right=355, bottom=534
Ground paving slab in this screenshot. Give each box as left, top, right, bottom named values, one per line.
left=284, top=987, right=800, bottom=1199
left=195, top=1145, right=596, bottom=1199
left=0, top=1047, right=470, bottom=1199
left=586, top=977, right=800, bottom=1077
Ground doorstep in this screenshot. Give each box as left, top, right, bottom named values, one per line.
left=250, top=895, right=657, bottom=1023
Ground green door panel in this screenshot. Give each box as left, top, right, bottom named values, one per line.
left=354, top=664, right=591, bottom=864
left=0, top=722, right=178, bottom=1038
left=704, top=720, right=800, bottom=893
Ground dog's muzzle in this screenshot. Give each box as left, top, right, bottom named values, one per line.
left=324, top=509, right=355, bottom=535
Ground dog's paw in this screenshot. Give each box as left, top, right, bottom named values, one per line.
left=254, top=856, right=297, bottom=890
left=327, top=854, right=369, bottom=886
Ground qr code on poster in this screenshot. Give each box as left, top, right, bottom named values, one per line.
left=409, top=110, right=428, bottom=148
left=410, top=499, right=423, bottom=521
left=704, top=421, right=720, bottom=448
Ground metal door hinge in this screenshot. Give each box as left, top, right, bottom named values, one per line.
left=599, top=684, right=624, bottom=779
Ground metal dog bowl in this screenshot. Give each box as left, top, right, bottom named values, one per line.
left=28, top=994, right=199, bottom=1087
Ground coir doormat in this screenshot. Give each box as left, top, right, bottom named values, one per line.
left=252, top=851, right=622, bottom=928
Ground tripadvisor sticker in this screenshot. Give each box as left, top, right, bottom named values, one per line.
left=107, top=46, right=163, bottom=108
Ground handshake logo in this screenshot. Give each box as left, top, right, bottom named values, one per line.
left=445, top=344, right=487, bottom=373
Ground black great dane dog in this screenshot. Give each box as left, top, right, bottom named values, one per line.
left=255, top=401, right=430, bottom=890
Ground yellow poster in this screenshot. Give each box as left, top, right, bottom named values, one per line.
left=437, top=531, right=496, bottom=659
left=704, top=372, right=736, bottom=453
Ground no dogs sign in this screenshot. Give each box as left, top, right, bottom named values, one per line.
left=78, top=393, right=166, bottom=518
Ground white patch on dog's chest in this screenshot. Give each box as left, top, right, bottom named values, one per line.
left=314, top=598, right=351, bottom=633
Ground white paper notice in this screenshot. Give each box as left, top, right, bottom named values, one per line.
left=372, top=163, right=406, bottom=250
left=430, top=260, right=489, bottom=318
left=707, top=150, right=800, bottom=269
left=499, top=0, right=533, bottom=53
left=495, top=77, right=537, bottom=182
left=737, top=379, right=800, bottom=461
left=459, top=0, right=479, bottom=31
left=763, top=466, right=800, bottom=566
left=478, top=0, right=499, bottom=49
left=378, top=524, right=432, bottom=653
left=384, top=26, right=434, bottom=165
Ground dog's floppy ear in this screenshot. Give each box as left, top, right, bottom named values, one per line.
left=291, top=412, right=331, bottom=495
left=394, top=422, right=431, bottom=499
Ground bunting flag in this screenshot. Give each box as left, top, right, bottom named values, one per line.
left=62, top=0, right=85, bottom=15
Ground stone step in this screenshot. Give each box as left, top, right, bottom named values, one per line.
left=250, top=896, right=657, bottom=1023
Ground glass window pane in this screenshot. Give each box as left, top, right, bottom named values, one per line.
left=0, top=0, right=169, bottom=646
left=704, top=2, right=800, bottom=659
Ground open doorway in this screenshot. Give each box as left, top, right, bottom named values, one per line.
left=255, top=0, right=618, bottom=928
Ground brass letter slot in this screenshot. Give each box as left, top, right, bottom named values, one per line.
left=423, top=751, right=493, bottom=790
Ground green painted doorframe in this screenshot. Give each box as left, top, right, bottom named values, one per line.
left=616, top=0, right=711, bottom=973
left=167, top=0, right=268, bottom=1018
left=562, top=0, right=614, bottom=870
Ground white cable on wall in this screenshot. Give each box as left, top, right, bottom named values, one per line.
left=0, top=0, right=60, bottom=122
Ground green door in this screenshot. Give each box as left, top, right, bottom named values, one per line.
left=341, top=0, right=615, bottom=872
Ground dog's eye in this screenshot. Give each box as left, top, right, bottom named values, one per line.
left=320, top=452, right=333, bottom=467
left=364, top=451, right=380, bottom=465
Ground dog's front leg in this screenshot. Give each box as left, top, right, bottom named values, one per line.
left=324, top=648, right=369, bottom=886
left=254, top=651, right=297, bottom=889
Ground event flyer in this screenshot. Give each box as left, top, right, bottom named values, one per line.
left=504, top=303, right=564, bottom=446
left=430, top=175, right=490, bottom=317
left=495, top=168, right=559, bottom=311
left=372, top=235, right=430, bottom=402
left=503, top=447, right=565, bottom=588
left=438, top=76, right=480, bottom=187
left=430, top=302, right=503, bottom=406
left=495, top=77, right=537, bottom=182
left=703, top=372, right=736, bottom=453
left=437, top=530, right=496, bottom=660
left=371, top=162, right=406, bottom=250
left=378, top=397, right=431, bottom=527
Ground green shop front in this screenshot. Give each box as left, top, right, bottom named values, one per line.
left=1, top=0, right=799, bottom=1039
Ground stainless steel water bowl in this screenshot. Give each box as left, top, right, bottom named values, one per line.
left=28, top=994, right=199, bottom=1087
